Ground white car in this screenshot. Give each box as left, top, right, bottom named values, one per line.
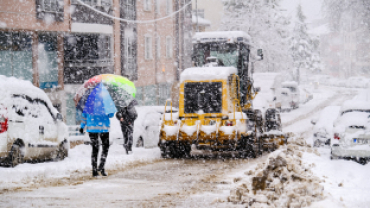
left=331, top=101, right=370, bottom=164
left=275, top=81, right=300, bottom=111
left=0, top=76, right=68, bottom=167
left=110, top=106, right=178, bottom=148
left=311, top=106, right=341, bottom=147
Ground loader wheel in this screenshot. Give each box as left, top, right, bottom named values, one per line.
left=165, top=145, right=177, bottom=158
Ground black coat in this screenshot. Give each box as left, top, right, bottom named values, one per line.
left=116, top=99, right=138, bottom=126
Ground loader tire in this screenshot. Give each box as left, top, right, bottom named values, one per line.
left=165, top=145, right=177, bottom=158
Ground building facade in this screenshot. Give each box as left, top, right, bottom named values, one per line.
left=0, top=0, right=192, bottom=125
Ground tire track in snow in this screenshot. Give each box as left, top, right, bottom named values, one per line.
left=283, top=93, right=351, bottom=128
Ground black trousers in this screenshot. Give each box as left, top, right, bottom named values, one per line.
left=89, top=132, right=110, bottom=171
left=121, top=124, right=133, bottom=148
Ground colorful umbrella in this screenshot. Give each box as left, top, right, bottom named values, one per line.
left=74, top=74, right=136, bottom=115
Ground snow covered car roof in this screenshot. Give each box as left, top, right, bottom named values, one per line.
left=180, top=66, right=237, bottom=82
left=340, top=100, right=370, bottom=115
left=0, top=75, right=59, bottom=116
left=281, top=81, right=298, bottom=88
left=192, top=31, right=251, bottom=44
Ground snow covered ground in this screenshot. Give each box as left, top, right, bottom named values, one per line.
left=1, top=86, right=369, bottom=207
left=0, top=141, right=161, bottom=192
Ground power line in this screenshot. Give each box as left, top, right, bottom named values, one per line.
left=75, top=0, right=191, bottom=24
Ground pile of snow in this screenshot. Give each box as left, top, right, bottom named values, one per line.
left=163, top=125, right=179, bottom=136
left=180, top=67, right=237, bottom=82
left=200, top=124, right=217, bottom=135
left=180, top=123, right=198, bottom=136
left=0, top=143, right=160, bottom=191
left=228, top=138, right=324, bottom=207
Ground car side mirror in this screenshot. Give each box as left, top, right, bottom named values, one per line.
left=311, top=119, right=317, bottom=125
left=56, top=113, right=63, bottom=121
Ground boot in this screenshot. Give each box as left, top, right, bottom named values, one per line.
left=98, top=169, right=108, bottom=177
left=92, top=169, right=99, bottom=177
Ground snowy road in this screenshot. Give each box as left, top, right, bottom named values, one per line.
left=1, top=156, right=269, bottom=207
left=0, top=86, right=367, bottom=208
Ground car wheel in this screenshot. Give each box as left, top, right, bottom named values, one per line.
left=136, top=137, right=144, bottom=148
left=9, top=143, right=24, bottom=167
left=358, top=158, right=367, bottom=165
left=57, top=140, right=69, bottom=160
left=313, top=139, right=320, bottom=147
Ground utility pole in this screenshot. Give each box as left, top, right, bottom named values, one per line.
left=196, top=0, right=199, bottom=32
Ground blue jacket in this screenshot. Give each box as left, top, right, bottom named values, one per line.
left=80, top=113, right=115, bottom=133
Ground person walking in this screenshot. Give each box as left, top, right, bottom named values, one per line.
left=115, top=99, right=138, bottom=154
left=80, top=112, right=114, bottom=177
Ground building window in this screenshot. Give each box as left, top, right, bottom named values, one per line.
left=144, top=0, right=152, bottom=11
left=155, top=36, right=161, bottom=58
left=121, top=0, right=135, bottom=20
left=0, top=31, right=33, bottom=82
left=63, top=33, right=113, bottom=84
left=38, top=33, right=59, bottom=89
left=145, top=36, right=153, bottom=60
left=71, top=0, right=113, bottom=24
left=36, top=0, right=64, bottom=22
left=192, top=9, right=204, bottom=18
left=155, top=0, right=160, bottom=14
left=166, top=36, right=172, bottom=58
left=166, top=0, right=172, bottom=15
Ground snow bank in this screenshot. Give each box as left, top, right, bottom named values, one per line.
left=0, top=142, right=160, bottom=191
left=227, top=138, right=324, bottom=207
left=180, top=67, right=237, bottom=82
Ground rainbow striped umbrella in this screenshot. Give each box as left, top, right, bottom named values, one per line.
left=74, top=74, right=136, bottom=115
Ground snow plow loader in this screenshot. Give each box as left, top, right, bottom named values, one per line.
left=159, top=31, right=287, bottom=158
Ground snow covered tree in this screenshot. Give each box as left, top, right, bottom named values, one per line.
left=290, top=4, right=312, bottom=73
left=323, top=0, right=370, bottom=32
left=219, top=0, right=293, bottom=73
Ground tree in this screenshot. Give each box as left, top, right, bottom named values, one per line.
left=323, top=0, right=370, bottom=32
left=220, top=0, right=293, bottom=73
left=290, top=4, right=312, bottom=78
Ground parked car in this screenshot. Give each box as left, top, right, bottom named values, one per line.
left=274, top=81, right=300, bottom=111
left=109, top=106, right=178, bottom=148
left=0, top=76, right=68, bottom=167
left=311, top=106, right=341, bottom=147
left=331, top=101, right=370, bottom=164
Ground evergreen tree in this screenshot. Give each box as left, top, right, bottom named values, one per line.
left=220, top=0, right=293, bottom=73
left=290, top=4, right=313, bottom=80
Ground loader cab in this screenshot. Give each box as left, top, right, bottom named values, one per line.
left=191, top=31, right=260, bottom=108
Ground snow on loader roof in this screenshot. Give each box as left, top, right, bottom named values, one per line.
left=192, top=31, right=251, bottom=44
left=180, top=66, right=237, bottom=82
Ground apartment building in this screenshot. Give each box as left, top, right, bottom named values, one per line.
left=0, top=0, right=192, bottom=125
